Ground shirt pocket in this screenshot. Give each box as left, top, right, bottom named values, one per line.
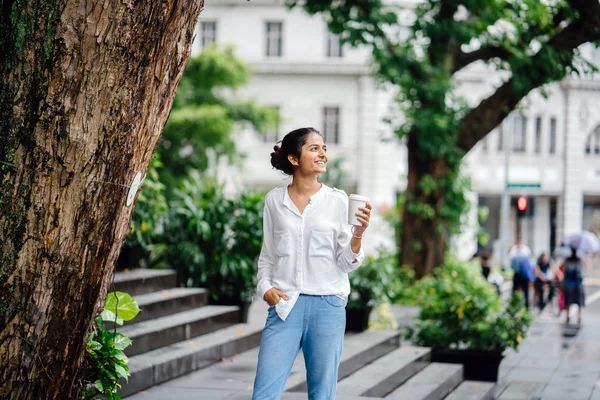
left=274, top=230, right=291, bottom=257
left=309, top=230, right=335, bottom=261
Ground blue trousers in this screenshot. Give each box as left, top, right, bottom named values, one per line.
left=252, top=294, right=346, bottom=400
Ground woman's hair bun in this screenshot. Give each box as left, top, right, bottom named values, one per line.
left=270, top=143, right=284, bottom=170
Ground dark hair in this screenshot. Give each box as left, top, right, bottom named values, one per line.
left=270, top=127, right=322, bottom=175
left=569, top=246, right=578, bottom=259
left=480, top=250, right=492, bottom=261
left=537, top=252, right=548, bottom=265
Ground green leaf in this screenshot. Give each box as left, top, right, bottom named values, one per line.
left=112, top=333, right=133, bottom=351
left=105, top=292, right=140, bottom=321
left=101, top=309, right=124, bottom=326
left=114, top=364, right=129, bottom=381
left=94, top=380, right=104, bottom=392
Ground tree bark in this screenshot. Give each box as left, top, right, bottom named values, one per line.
left=399, top=136, right=447, bottom=279
left=0, top=1, right=204, bottom=398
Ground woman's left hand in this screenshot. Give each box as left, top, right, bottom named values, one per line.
left=354, top=202, right=372, bottom=236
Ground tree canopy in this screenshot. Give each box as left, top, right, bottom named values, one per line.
left=287, top=0, right=600, bottom=276
left=159, top=44, right=279, bottom=192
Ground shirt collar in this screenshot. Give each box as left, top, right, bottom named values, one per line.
left=282, top=183, right=326, bottom=214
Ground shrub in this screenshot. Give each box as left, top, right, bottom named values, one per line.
left=404, top=258, right=532, bottom=353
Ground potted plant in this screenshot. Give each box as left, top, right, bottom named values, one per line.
left=404, top=258, right=532, bottom=382
left=163, top=173, right=264, bottom=323
left=346, top=247, right=399, bottom=332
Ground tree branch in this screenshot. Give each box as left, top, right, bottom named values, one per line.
left=453, top=46, right=511, bottom=73
left=457, top=16, right=600, bottom=153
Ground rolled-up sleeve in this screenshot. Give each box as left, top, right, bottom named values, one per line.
left=335, top=196, right=364, bottom=273
left=257, top=197, right=276, bottom=301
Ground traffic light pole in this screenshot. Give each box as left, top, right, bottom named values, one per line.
left=499, top=115, right=514, bottom=269
left=521, top=199, right=528, bottom=247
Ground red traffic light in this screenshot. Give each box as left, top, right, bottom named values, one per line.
left=517, top=196, right=528, bottom=211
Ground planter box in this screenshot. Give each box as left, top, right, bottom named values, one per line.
left=431, top=348, right=504, bottom=382
left=345, top=306, right=372, bottom=333
left=209, top=296, right=251, bottom=324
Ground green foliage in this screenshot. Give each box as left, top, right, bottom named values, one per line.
left=80, top=292, right=139, bottom=400
left=404, top=259, right=532, bottom=353
left=161, top=173, right=265, bottom=303
left=158, top=44, right=279, bottom=192
left=477, top=205, right=490, bottom=247
left=347, top=247, right=405, bottom=310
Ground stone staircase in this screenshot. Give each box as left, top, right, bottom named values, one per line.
left=112, top=269, right=264, bottom=397
left=114, top=269, right=496, bottom=399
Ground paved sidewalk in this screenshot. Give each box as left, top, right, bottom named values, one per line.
left=495, top=285, right=600, bottom=400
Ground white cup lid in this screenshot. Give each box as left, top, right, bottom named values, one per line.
left=348, top=194, right=369, bottom=202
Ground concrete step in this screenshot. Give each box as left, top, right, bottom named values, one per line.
left=445, top=381, right=495, bottom=400
left=286, top=329, right=401, bottom=392
left=229, top=393, right=383, bottom=400
left=148, top=329, right=400, bottom=396
left=385, top=362, right=463, bottom=400
left=120, top=305, right=239, bottom=356
left=337, top=346, right=431, bottom=397
left=121, top=321, right=264, bottom=397
left=132, top=288, right=208, bottom=324
left=125, top=387, right=382, bottom=400
left=112, top=269, right=178, bottom=296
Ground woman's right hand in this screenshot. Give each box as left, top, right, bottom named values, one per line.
left=264, top=288, right=288, bottom=306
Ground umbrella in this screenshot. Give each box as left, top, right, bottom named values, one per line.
left=562, top=231, right=600, bottom=254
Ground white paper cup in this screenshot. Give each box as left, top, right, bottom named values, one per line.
left=348, top=194, right=369, bottom=226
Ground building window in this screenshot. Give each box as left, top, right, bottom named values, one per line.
left=586, top=125, right=600, bottom=155
left=326, top=32, right=343, bottom=58
left=513, top=116, right=527, bottom=153
left=549, top=117, right=557, bottom=155
left=534, top=117, right=542, bottom=154
left=323, top=106, right=340, bottom=144
left=201, top=21, right=216, bottom=47
left=497, top=124, right=503, bottom=151
left=481, top=136, right=488, bottom=152
left=266, top=22, right=283, bottom=57
left=262, top=106, right=280, bottom=143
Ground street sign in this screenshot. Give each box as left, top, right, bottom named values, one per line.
left=506, top=183, right=541, bottom=189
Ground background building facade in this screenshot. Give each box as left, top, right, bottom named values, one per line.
left=194, top=0, right=600, bottom=261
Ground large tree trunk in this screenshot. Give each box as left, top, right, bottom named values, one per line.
left=0, top=1, right=204, bottom=398
left=399, top=135, right=448, bottom=279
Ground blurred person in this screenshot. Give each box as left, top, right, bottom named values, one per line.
left=252, top=127, right=372, bottom=400
left=508, top=238, right=532, bottom=260
left=562, top=246, right=588, bottom=324
left=479, top=250, right=503, bottom=295
left=533, top=253, right=553, bottom=311
left=480, top=249, right=493, bottom=279
left=509, top=239, right=534, bottom=309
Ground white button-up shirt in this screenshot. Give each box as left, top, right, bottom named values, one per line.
left=257, top=184, right=365, bottom=321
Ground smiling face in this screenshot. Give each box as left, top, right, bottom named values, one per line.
left=288, top=132, right=327, bottom=176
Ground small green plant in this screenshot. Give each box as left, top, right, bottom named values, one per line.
left=80, top=291, right=140, bottom=400
left=347, top=247, right=401, bottom=310
left=404, top=259, right=532, bottom=353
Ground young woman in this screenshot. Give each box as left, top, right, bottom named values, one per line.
left=252, top=127, right=371, bottom=400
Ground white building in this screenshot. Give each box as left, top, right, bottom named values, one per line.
left=194, top=0, right=600, bottom=260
